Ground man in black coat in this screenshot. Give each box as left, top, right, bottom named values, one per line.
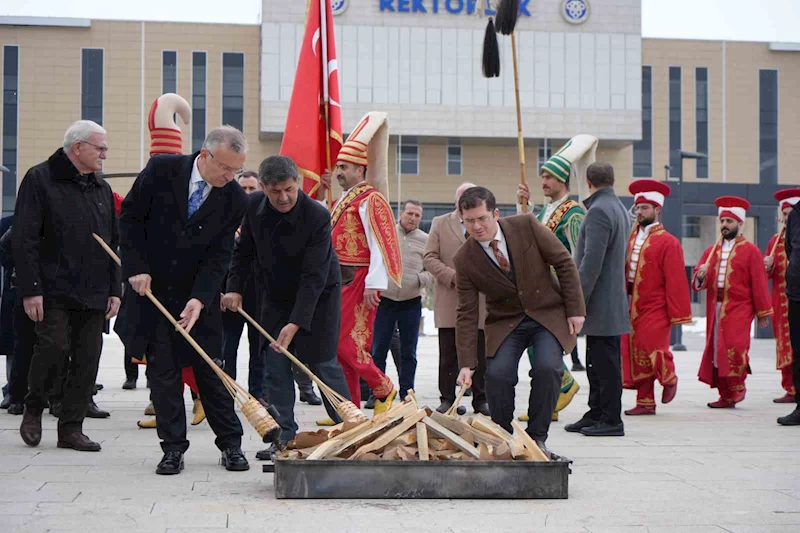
left=14, top=120, right=121, bottom=452
left=780, top=200, right=800, bottom=426
left=116, top=126, right=249, bottom=475
left=223, top=155, right=351, bottom=459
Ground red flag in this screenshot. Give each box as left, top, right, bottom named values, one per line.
left=279, top=0, right=342, bottom=200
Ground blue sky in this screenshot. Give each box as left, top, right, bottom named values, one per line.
left=1, top=0, right=798, bottom=43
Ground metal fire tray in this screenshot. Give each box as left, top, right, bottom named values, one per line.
left=268, top=459, right=570, bottom=499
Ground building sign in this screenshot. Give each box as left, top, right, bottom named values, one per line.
left=561, top=0, right=590, bottom=24
left=332, top=0, right=348, bottom=15
left=379, top=0, right=532, bottom=16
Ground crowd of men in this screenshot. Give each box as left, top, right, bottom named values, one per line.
left=1, top=115, right=798, bottom=475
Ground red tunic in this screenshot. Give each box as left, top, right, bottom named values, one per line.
left=622, top=224, right=692, bottom=389
left=692, top=236, right=773, bottom=385
left=766, top=233, right=792, bottom=370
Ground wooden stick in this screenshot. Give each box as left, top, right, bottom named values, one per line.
left=323, top=100, right=334, bottom=211
left=429, top=412, right=504, bottom=447
left=416, top=422, right=429, bottom=461
left=510, top=32, right=527, bottom=214
left=422, top=417, right=481, bottom=460
left=769, top=226, right=786, bottom=260
left=350, top=409, right=427, bottom=459
left=446, top=385, right=468, bottom=418
left=511, top=420, right=551, bottom=462
left=702, top=236, right=723, bottom=269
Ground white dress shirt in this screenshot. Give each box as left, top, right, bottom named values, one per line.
left=540, top=194, right=570, bottom=226
left=717, top=238, right=735, bottom=289
left=189, top=156, right=212, bottom=207
left=479, top=224, right=510, bottom=270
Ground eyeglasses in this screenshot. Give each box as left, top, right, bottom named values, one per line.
left=207, top=150, right=244, bottom=175
left=463, top=215, right=493, bottom=226
left=80, top=141, right=108, bottom=154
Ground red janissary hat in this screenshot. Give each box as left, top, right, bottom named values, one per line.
left=715, top=196, right=750, bottom=223
left=774, top=188, right=800, bottom=210
left=629, top=179, right=671, bottom=207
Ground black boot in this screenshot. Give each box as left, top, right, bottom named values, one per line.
left=156, top=451, right=184, bottom=475
left=777, top=407, right=800, bottom=426
left=86, top=399, right=110, bottom=419
left=220, top=446, right=250, bottom=471
left=122, top=378, right=137, bottom=390
left=256, top=440, right=287, bottom=461
left=20, top=406, right=43, bottom=446
left=57, top=425, right=101, bottom=452
left=299, top=387, right=322, bottom=406
left=364, top=393, right=376, bottom=410
left=8, top=403, right=24, bottom=415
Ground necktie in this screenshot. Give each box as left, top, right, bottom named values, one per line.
left=188, top=181, right=206, bottom=218
left=489, top=239, right=511, bottom=275
left=464, top=230, right=469, bottom=240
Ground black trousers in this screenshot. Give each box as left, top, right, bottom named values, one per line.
left=124, top=348, right=139, bottom=380
left=584, top=335, right=623, bottom=425
left=786, top=301, right=800, bottom=406
left=487, top=317, right=563, bottom=441
left=148, top=315, right=243, bottom=453
left=221, top=309, right=265, bottom=397
left=9, top=302, right=37, bottom=404
left=372, top=297, right=422, bottom=399
left=438, top=327, right=486, bottom=407
left=25, top=308, right=104, bottom=430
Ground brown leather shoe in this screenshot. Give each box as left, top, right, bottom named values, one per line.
left=20, top=407, right=43, bottom=446
left=57, top=430, right=101, bottom=452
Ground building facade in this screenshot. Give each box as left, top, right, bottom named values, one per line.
left=1, top=1, right=799, bottom=278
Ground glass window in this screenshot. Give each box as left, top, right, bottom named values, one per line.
left=633, top=66, right=652, bottom=177
left=760, top=69, right=778, bottom=185
left=222, top=52, right=244, bottom=132
left=669, top=67, right=681, bottom=177
left=538, top=139, right=551, bottom=170
left=398, top=136, right=419, bottom=175
left=192, top=52, right=207, bottom=152
left=447, top=138, right=461, bottom=176
left=81, top=48, right=103, bottom=126
left=696, top=68, right=709, bottom=178
left=2, top=45, right=18, bottom=214
left=683, top=215, right=701, bottom=238
left=162, top=51, right=177, bottom=93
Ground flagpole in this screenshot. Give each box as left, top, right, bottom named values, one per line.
left=320, top=0, right=334, bottom=210
left=397, top=134, right=402, bottom=217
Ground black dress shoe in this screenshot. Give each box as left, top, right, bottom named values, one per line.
left=86, top=400, right=110, bottom=419
left=580, top=421, right=625, bottom=437
left=777, top=407, right=800, bottom=426
left=156, top=451, right=184, bottom=475
left=364, top=394, right=376, bottom=410
left=571, top=362, right=586, bottom=372
left=0, top=394, right=10, bottom=409
left=435, top=401, right=466, bottom=416
left=473, top=402, right=490, bottom=416
left=94, top=383, right=104, bottom=392
left=122, top=378, right=137, bottom=390
left=20, top=406, right=43, bottom=446
left=220, top=446, right=250, bottom=471
left=464, top=389, right=473, bottom=397
left=8, top=403, right=24, bottom=415
left=299, top=389, right=323, bottom=406
left=255, top=440, right=287, bottom=461
left=564, top=417, right=597, bottom=433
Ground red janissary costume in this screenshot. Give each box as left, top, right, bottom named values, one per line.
left=767, top=188, right=800, bottom=402
left=692, top=196, right=773, bottom=407
left=331, top=112, right=403, bottom=406
left=621, top=180, right=692, bottom=413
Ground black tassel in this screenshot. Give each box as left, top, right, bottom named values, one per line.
left=481, top=18, right=500, bottom=78
left=495, top=0, right=520, bottom=35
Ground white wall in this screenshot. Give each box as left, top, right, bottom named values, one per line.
left=261, top=0, right=642, bottom=140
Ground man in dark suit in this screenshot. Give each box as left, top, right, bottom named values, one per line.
left=454, top=187, right=585, bottom=456
left=223, top=155, right=350, bottom=459
left=117, top=126, right=249, bottom=475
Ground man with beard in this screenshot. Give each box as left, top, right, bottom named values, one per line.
left=693, top=196, right=772, bottom=408
left=621, top=180, right=692, bottom=415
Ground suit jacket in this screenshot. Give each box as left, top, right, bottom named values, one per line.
left=454, top=215, right=586, bottom=370
left=227, top=189, right=341, bottom=363
left=575, top=186, right=631, bottom=336
left=423, top=210, right=486, bottom=329
left=115, top=153, right=248, bottom=362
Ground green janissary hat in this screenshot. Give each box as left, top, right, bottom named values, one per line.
left=541, top=154, right=572, bottom=183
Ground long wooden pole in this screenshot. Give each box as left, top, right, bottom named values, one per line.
left=320, top=0, right=334, bottom=211
left=510, top=32, right=527, bottom=213
left=769, top=225, right=786, bottom=260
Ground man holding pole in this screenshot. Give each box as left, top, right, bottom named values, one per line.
left=223, top=155, right=351, bottom=459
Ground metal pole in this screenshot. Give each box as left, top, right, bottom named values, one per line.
left=397, top=134, right=402, bottom=217
left=672, top=157, right=687, bottom=351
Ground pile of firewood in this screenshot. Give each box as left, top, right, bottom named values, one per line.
left=277, top=394, right=550, bottom=462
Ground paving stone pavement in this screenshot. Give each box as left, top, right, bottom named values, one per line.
left=0, top=328, right=798, bottom=533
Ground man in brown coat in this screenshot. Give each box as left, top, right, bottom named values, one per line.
left=455, top=187, right=585, bottom=453
left=424, top=183, right=490, bottom=416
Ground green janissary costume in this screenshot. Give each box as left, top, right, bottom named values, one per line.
left=520, top=135, right=597, bottom=422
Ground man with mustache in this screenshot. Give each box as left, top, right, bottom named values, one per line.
left=621, top=180, right=692, bottom=416
left=693, top=196, right=772, bottom=408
